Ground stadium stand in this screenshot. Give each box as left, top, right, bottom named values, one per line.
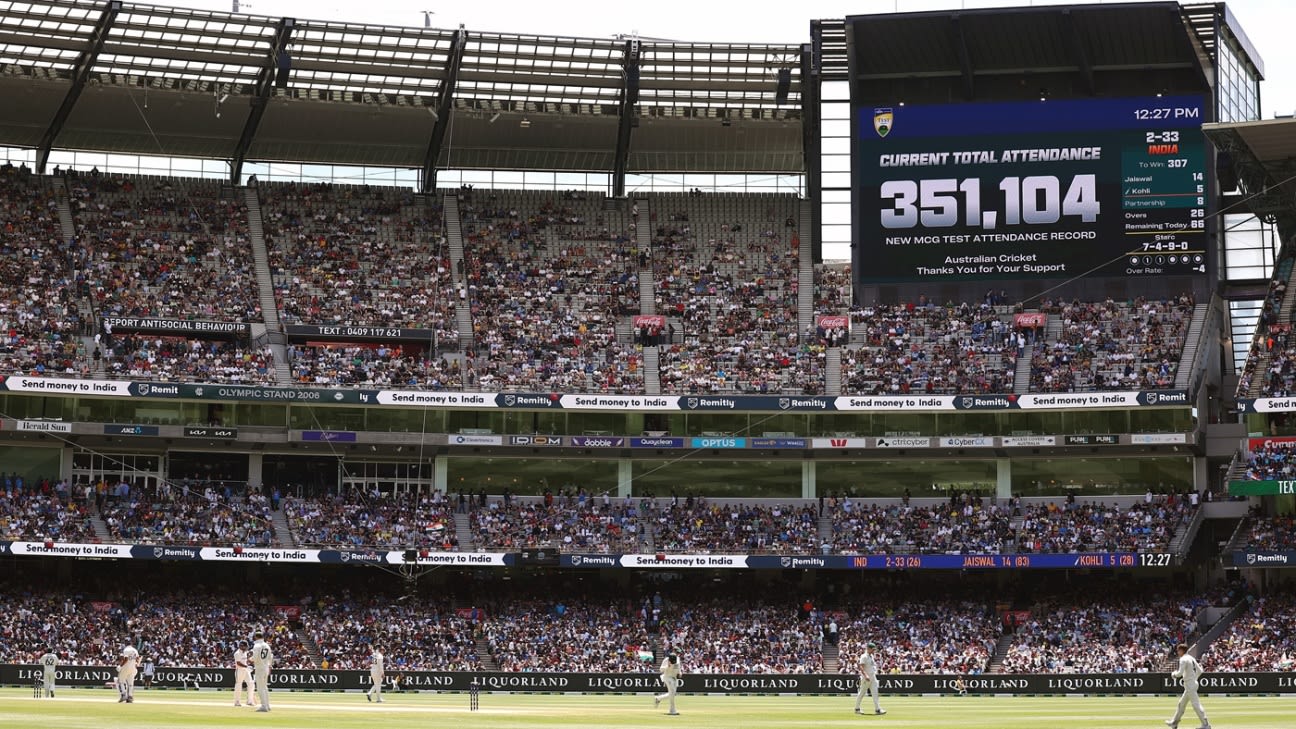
left=1241, top=439, right=1296, bottom=481
left=284, top=494, right=458, bottom=550
left=1204, top=591, right=1296, bottom=672
left=0, top=490, right=96, bottom=542
left=467, top=494, right=642, bottom=552
left=838, top=595, right=998, bottom=674
left=652, top=500, right=820, bottom=555
left=101, top=488, right=276, bottom=546
left=304, top=594, right=481, bottom=671
left=485, top=597, right=650, bottom=673
left=1240, top=515, right=1296, bottom=551
left=460, top=188, right=642, bottom=393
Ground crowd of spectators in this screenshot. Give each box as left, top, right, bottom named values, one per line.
left=1015, top=498, right=1191, bottom=554
left=486, top=598, right=650, bottom=672
left=839, top=301, right=1018, bottom=395
left=461, top=189, right=641, bottom=393
left=653, top=500, right=819, bottom=554
left=102, top=487, right=276, bottom=546
left=468, top=494, right=641, bottom=552
left=264, top=182, right=458, bottom=342
left=830, top=500, right=1012, bottom=555
left=288, top=343, right=462, bottom=389
left=284, top=493, right=458, bottom=550
left=1242, top=516, right=1296, bottom=551
left=652, top=195, right=810, bottom=394
left=0, top=490, right=96, bottom=542
left=668, top=601, right=823, bottom=674
left=70, top=175, right=258, bottom=322
left=1204, top=591, right=1296, bottom=671
left=1029, top=296, right=1194, bottom=392
left=1241, top=439, right=1296, bottom=481
left=1000, top=590, right=1197, bottom=673
left=839, top=597, right=997, bottom=674
left=0, top=169, right=87, bottom=377
left=304, top=593, right=480, bottom=671
left=100, top=334, right=275, bottom=384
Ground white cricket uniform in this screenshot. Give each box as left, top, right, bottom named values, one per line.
left=39, top=652, right=57, bottom=696
left=251, top=639, right=273, bottom=711
left=233, top=648, right=256, bottom=705
left=654, top=657, right=681, bottom=715
left=854, top=652, right=883, bottom=713
left=118, top=646, right=139, bottom=700
left=366, top=650, right=385, bottom=702
left=1169, top=652, right=1210, bottom=728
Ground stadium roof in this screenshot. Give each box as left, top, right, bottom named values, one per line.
left=0, top=0, right=805, bottom=175
left=1204, top=118, right=1296, bottom=252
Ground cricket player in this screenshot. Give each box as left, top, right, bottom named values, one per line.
left=233, top=641, right=257, bottom=707
left=117, top=645, right=140, bottom=703
left=1166, top=643, right=1210, bottom=729
left=38, top=649, right=57, bottom=698
left=652, top=654, right=681, bottom=716
left=854, top=642, right=886, bottom=715
left=251, top=633, right=273, bottom=712
left=365, top=646, right=385, bottom=703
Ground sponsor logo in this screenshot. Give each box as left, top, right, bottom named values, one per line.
left=630, top=437, right=684, bottom=448
left=568, top=555, right=618, bottom=567
left=570, top=436, right=625, bottom=448
left=874, top=437, right=929, bottom=448
left=1244, top=552, right=1290, bottom=565
left=136, top=383, right=180, bottom=396
left=873, top=107, right=894, bottom=137
left=16, top=420, right=72, bottom=433
left=1145, top=391, right=1189, bottom=405
left=938, top=436, right=994, bottom=448
left=1001, top=435, right=1057, bottom=447
left=748, top=438, right=808, bottom=449
left=104, top=424, right=160, bottom=436
left=508, top=435, right=564, bottom=446
left=453, top=434, right=502, bottom=446
left=1064, top=434, right=1120, bottom=445
left=812, top=437, right=869, bottom=448
left=689, top=437, right=747, bottom=449
left=1130, top=433, right=1187, bottom=445
left=301, top=430, right=357, bottom=442
left=183, top=427, right=238, bottom=439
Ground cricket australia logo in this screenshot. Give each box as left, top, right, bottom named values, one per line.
left=873, top=108, right=894, bottom=138
left=138, top=384, right=151, bottom=396
left=1247, top=553, right=1257, bottom=565
left=687, top=398, right=699, bottom=409
left=780, top=557, right=792, bottom=568
left=959, top=397, right=973, bottom=409
left=571, top=555, right=583, bottom=566
left=779, top=398, right=791, bottom=410
left=504, top=395, right=516, bottom=406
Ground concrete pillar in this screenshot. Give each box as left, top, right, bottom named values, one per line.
left=60, top=446, right=73, bottom=483
left=802, top=460, right=816, bottom=499
left=433, top=455, right=448, bottom=493
left=1193, top=456, right=1209, bottom=493
left=996, top=458, right=1012, bottom=500
left=247, top=452, right=263, bottom=490
left=618, top=459, right=633, bottom=497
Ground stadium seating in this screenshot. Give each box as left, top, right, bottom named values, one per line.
left=288, top=343, right=463, bottom=389
left=830, top=501, right=1012, bottom=555
left=1204, top=591, right=1296, bottom=671
left=102, top=491, right=276, bottom=546
left=485, top=597, right=650, bottom=673
left=1242, top=440, right=1296, bottom=481
left=1236, top=277, right=1288, bottom=397
left=1240, top=516, right=1296, bottom=552
left=304, top=595, right=480, bottom=671
left=467, top=495, right=642, bottom=552
left=1014, top=499, right=1191, bottom=554
left=838, top=596, right=998, bottom=674
left=101, top=333, right=275, bottom=384
left=0, top=491, right=96, bottom=542
left=284, top=494, right=458, bottom=550
left=652, top=501, right=820, bottom=555
left=460, top=189, right=641, bottom=393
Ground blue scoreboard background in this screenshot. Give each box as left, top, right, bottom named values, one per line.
left=853, top=95, right=1208, bottom=283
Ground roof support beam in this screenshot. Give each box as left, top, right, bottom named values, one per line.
left=612, top=39, right=641, bottom=199
left=1063, top=10, right=1095, bottom=95
left=420, top=28, right=468, bottom=195
left=35, top=0, right=121, bottom=173
left=950, top=16, right=975, bottom=101
left=230, top=17, right=295, bottom=186
left=800, top=43, right=822, bottom=264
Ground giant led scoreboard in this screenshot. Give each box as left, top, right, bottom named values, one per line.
left=853, top=96, right=1208, bottom=283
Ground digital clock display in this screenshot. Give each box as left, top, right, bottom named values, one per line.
left=853, top=95, right=1208, bottom=283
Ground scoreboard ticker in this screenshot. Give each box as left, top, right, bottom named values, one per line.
left=854, top=96, right=1208, bottom=283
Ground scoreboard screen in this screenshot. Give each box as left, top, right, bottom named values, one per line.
left=853, top=95, right=1207, bottom=283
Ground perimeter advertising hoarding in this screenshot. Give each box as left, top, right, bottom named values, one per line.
left=1, top=666, right=1290, bottom=695
left=854, top=96, right=1207, bottom=283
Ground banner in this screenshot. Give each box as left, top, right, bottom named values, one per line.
left=15, top=420, right=72, bottom=433
left=569, top=436, right=625, bottom=448
left=1232, top=551, right=1295, bottom=567
left=1227, top=480, right=1296, bottom=497
left=631, top=315, right=666, bottom=329
left=815, top=315, right=849, bottom=330
left=938, top=436, right=994, bottom=448
left=183, top=426, right=239, bottom=439
left=508, top=435, right=564, bottom=447
left=1, top=666, right=1291, bottom=695
left=103, top=317, right=250, bottom=336
left=300, top=430, right=357, bottom=442
left=812, top=437, right=869, bottom=448
left=1, top=541, right=512, bottom=567
left=1064, top=434, right=1119, bottom=445
left=104, top=424, right=159, bottom=436
left=286, top=325, right=438, bottom=342
left=560, top=552, right=1160, bottom=570
left=630, top=437, right=684, bottom=448
left=1013, top=313, right=1047, bottom=328
left=0, top=376, right=1191, bottom=413
left=274, top=605, right=303, bottom=619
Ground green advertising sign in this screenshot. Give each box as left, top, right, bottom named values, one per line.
left=1228, top=480, right=1296, bottom=496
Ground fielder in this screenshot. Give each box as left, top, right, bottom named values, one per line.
left=653, top=654, right=682, bottom=716
left=233, top=641, right=257, bottom=707
left=251, top=633, right=273, bottom=712
left=38, top=649, right=57, bottom=698
left=366, top=646, right=385, bottom=703
left=1166, top=643, right=1211, bottom=729
left=117, top=645, right=139, bottom=703
left=854, top=642, right=886, bottom=715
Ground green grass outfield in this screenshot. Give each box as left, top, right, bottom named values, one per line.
left=3, top=688, right=1292, bottom=729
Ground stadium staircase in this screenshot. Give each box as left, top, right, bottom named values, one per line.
left=1174, top=302, right=1211, bottom=389
left=817, top=512, right=833, bottom=548
left=241, top=187, right=292, bottom=385
left=270, top=508, right=295, bottom=547
left=643, top=346, right=661, bottom=395
left=1221, top=516, right=1251, bottom=555
left=474, top=635, right=499, bottom=671
left=1168, top=506, right=1206, bottom=561
left=642, top=521, right=657, bottom=553
left=442, top=192, right=476, bottom=354
left=297, top=630, right=325, bottom=668
left=1244, top=263, right=1296, bottom=397
left=89, top=513, right=112, bottom=543
left=796, top=199, right=814, bottom=337
left=825, top=348, right=842, bottom=396
left=985, top=633, right=1015, bottom=674
left=821, top=640, right=840, bottom=673
left=1186, top=598, right=1252, bottom=664
left=1013, top=345, right=1033, bottom=395
left=636, top=197, right=655, bottom=316
left=51, top=176, right=100, bottom=342
left=451, top=511, right=474, bottom=552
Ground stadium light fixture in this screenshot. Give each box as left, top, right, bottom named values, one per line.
left=1038, top=87, right=1049, bottom=102
left=489, top=112, right=501, bottom=123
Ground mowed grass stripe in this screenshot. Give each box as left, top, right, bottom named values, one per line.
left=2, top=688, right=1289, bottom=729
